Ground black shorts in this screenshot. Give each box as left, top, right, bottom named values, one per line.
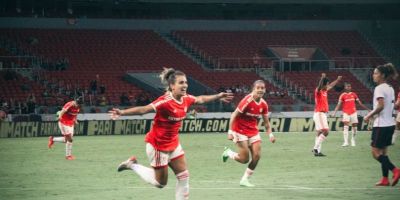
left=371, top=126, right=395, bottom=148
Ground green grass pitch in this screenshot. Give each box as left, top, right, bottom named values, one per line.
left=0, top=132, right=399, bottom=200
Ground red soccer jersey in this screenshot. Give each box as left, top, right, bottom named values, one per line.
left=232, top=94, right=269, bottom=137
left=340, top=92, right=359, bottom=115
left=145, top=92, right=196, bottom=151
left=59, top=101, right=80, bottom=126
left=314, top=89, right=328, bottom=112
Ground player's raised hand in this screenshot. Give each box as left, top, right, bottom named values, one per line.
left=109, top=108, right=122, bottom=120
left=219, top=92, right=234, bottom=103
left=337, top=76, right=343, bottom=80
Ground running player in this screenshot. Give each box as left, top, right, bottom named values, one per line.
left=332, top=83, right=370, bottom=147
left=221, top=80, right=275, bottom=187
left=110, top=68, right=233, bottom=200
left=312, top=73, right=342, bottom=156
left=364, top=63, right=400, bottom=186
left=48, top=96, right=83, bottom=160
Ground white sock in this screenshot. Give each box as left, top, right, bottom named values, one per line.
left=66, top=142, right=72, bottom=156
left=352, top=127, right=357, bottom=141
left=130, top=164, right=162, bottom=188
left=227, top=149, right=238, bottom=160
left=393, top=130, right=400, bottom=144
left=343, top=126, right=349, bottom=144
left=175, top=170, right=189, bottom=200
left=53, top=137, right=65, bottom=143
left=314, top=134, right=326, bottom=153
left=241, top=168, right=254, bottom=181
left=314, top=136, right=318, bottom=149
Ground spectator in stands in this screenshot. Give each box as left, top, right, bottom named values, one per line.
left=26, top=93, right=36, bottom=114
left=253, top=53, right=261, bottom=73
left=99, top=96, right=108, bottom=106
left=89, top=79, right=98, bottom=95
left=120, top=92, right=130, bottom=106
left=99, top=83, right=106, bottom=94
left=128, top=91, right=135, bottom=104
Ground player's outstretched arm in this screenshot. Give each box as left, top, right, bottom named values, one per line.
left=109, top=104, right=154, bottom=120
left=331, top=100, right=342, bottom=117
left=195, top=92, right=234, bottom=104
left=326, top=76, right=342, bottom=91
left=357, top=99, right=371, bottom=111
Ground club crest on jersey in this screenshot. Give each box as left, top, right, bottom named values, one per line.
left=260, top=108, right=263, bottom=113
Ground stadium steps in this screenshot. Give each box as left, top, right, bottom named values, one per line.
left=156, top=31, right=214, bottom=70
left=348, top=69, right=374, bottom=92
left=358, top=29, right=399, bottom=67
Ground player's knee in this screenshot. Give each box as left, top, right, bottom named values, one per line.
left=252, top=153, right=261, bottom=162
left=238, top=157, right=250, bottom=164
left=323, top=131, right=329, bottom=136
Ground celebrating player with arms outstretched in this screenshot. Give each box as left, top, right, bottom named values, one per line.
left=312, top=73, right=341, bottom=156
left=110, top=68, right=233, bottom=200
left=222, top=80, right=275, bottom=187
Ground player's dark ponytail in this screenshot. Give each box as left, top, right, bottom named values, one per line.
left=376, top=63, right=398, bottom=80
left=160, top=67, right=186, bottom=91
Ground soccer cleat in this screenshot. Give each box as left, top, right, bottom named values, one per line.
left=392, top=168, right=400, bottom=186
left=48, top=136, right=54, bottom=149
left=240, top=179, right=255, bottom=187
left=341, top=143, right=349, bottom=147
left=315, top=152, right=326, bottom=157
left=65, top=155, right=75, bottom=160
left=117, top=156, right=137, bottom=172
left=375, top=177, right=390, bottom=186
left=222, top=147, right=230, bottom=162
left=351, top=139, right=356, bottom=147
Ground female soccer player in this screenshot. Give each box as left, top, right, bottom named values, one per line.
left=221, top=80, right=275, bottom=187
left=332, top=83, right=370, bottom=147
left=364, top=63, right=400, bottom=186
left=312, top=73, right=342, bottom=156
left=110, top=68, right=233, bottom=200
left=48, top=96, right=83, bottom=160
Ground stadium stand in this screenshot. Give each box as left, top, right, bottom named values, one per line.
left=0, top=29, right=294, bottom=107
left=172, top=31, right=385, bottom=69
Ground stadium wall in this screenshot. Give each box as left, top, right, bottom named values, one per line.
left=0, top=17, right=379, bottom=32
left=0, top=117, right=371, bottom=138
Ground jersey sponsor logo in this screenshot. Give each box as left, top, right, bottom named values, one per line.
left=245, top=112, right=261, bottom=117
left=168, top=116, right=186, bottom=121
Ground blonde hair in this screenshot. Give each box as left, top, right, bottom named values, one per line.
left=159, top=67, right=186, bottom=91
